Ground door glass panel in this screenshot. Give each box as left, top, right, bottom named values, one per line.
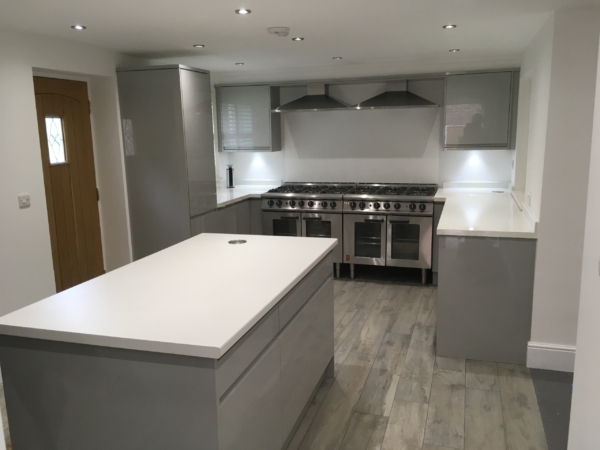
left=391, top=222, right=420, bottom=260
left=355, top=222, right=382, bottom=258
left=305, top=220, right=331, bottom=238
left=273, top=219, right=298, bottom=236
left=45, top=117, right=67, bottom=164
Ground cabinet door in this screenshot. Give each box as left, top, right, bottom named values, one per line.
left=203, top=207, right=236, bottom=234
left=218, top=339, right=283, bottom=450
left=249, top=199, right=263, bottom=235
left=432, top=202, right=445, bottom=273
left=219, top=86, right=272, bottom=150
left=279, top=277, right=334, bottom=438
left=445, top=72, right=514, bottom=149
left=233, top=200, right=251, bottom=234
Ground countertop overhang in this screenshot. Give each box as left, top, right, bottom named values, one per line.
left=0, top=234, right=337, bottom=359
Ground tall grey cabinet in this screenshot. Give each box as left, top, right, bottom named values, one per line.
left=117, top=65, right=216, bottom=260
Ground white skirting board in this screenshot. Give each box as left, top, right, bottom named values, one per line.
left=527, top=341, right=576, bottom=372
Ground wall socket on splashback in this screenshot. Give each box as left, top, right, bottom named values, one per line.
left=527, top=192, right=532, bottom=207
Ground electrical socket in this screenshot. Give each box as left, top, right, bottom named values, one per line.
left=527, top=192, right=532, bottom=207
left=18, top=194, right=30, bottom=209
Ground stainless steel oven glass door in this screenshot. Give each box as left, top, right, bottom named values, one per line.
left=302, top=213, right=343, bottom=263
left=386, top=216, right=432, bottom=269
left=343, top=214, right=386, bottom=266
left=262, top=212, right=301, bottom=237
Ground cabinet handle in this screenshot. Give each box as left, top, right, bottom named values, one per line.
left=389, top=220, right=410, bottom=224
left=303, top=217, right=323, bottom=221
left=364, top=219, right=384, bottom=223
left=280, top=216, right=299, bottom=220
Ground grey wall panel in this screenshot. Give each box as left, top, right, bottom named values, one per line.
left=432, top=202, right=445, bottom=274
left=249, top=199, right=263, bottom=235
left=180, top=69, right=217, bottom=216
left=437, top=236, right=536, bottom=364
left=117, top=69, right=191, bottom=260
left=0, top=337, right=219, bottom=450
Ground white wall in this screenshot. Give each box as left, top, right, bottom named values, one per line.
left=568, top=30, right=600, bottom=449
left=526, top=8, right=600, bottom=372
left=0, top=28, right=135, bottom=316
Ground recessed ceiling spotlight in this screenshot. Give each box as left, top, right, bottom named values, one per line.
left=443, top=24, right=457, bottom=29
left=449, top=49, right=460, bottom=52
left=292, top=37, right=304, bottom=41
left=332, top=56, right=342, bottom=60
left=236, top=8, right=251, bottom=14
left=235, top=62, right=245, bottom=65
left=71, top=24, right=86, bottom=30
left=193, top=44, right=205, bottom=48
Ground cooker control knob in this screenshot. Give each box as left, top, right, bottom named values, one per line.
left=268, top=200, right=274, bottom=207
left=308, top=201, right=314, bottom=207
left=419, top=203, right=426, bottom=211
left=409, top=203, right=416, bottom=211
left=289, top=200, right=296, bottom=208
left=330, top=201, right=337, bottom=208
left=374, top=202, right=381, bottom=209
left=394, top=203, right=401, bottom=210
left=359, top=202, right=366, bottom=210
left=350, top=201, right=357, bottom=209
left=276, top=200, right=283, bottom=207
left=321, top=201, right=328, bottom=208
left=298, top=200, right=305, bottom=207
left=383, top=202, right=390, bottom=210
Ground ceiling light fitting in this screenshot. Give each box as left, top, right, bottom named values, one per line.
left=235, top=62, right=245, bottom=65
left=236, top=8, right=251, bottom=14
left=449, top=49, right=460, bottom=52
left=267, top=27, right=290, bottom=37
left=71, top=24, right=86, bottom=30
left=292, top=37, right=304, bottom=41
left=332, top=57, right=342, bottom=60
left=193, top=44, right=205, bottom=48
left=443, top=24, right=457, bottom=29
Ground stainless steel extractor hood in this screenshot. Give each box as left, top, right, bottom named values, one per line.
left=273, top=84, right=351, bottom=112
left=355, top=90, right=438, bottom=110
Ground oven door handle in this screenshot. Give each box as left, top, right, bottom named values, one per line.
left=364, top=218, right=385, bottom=223
left=280, top=216, right=299, bottom=220
left=303, top=216, right=323, bottom=221
left=389, top=219, right=410, bottom=224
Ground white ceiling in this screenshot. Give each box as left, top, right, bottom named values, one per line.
left=1, top=0, right=599, bottom=73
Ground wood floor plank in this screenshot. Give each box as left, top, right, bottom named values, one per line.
left=299, top=352, right=376, bottom=450
left=387, top=286, right=423, bottom=335
left=497, top=364, right=548, bottom=450
left=465, top=388, right=506, bottom=450
left=415, top=287, right=437, bottom=327
left=423, top=377, right=466, bottom=449
left=353, top=282, right=385, bottom=310
left=285, top=377, right=335, bottom=450
left=334, top=279, right=346, bottom=296
left=395, top=325, right=436, bottom=403
left=381, top=399, right=428, bottom=450
left=334, top=306, right=373, bottom=372
left=339, top=412, right=388, bottom=450
left=334, top=281, right=367, bottom=329
left=434, top=356, right=466, bottom=387
left=355, top=332, right=411, bottom=416
left=465, top=360, right=499, bottom=392
left=422, top=445, right=456, bottom=450
left=351, top=295, right=396, bottom=356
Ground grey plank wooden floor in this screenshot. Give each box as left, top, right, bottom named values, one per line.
left=287, top=279, right=548, bottom=450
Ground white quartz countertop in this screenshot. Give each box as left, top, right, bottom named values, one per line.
left=435, top=189, right=537, bottom=239
left=216, top=185, right=277, bottom=208
left=0, top=234, right=336, bottom=359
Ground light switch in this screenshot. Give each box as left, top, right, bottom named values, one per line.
left=18, top=194, right=31, bottom=209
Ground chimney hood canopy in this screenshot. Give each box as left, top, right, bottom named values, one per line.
left=273, top=84, right=351, bottom=112
left=355, top=90, right=438, bottom=109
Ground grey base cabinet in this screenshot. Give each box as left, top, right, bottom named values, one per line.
left=0, top=254, right=334, bottom=450
left=190, top=198, right=263, bottom=236
left=437, top=236, right=536, bottom=364
left=432, top=202, right=445, bottom=285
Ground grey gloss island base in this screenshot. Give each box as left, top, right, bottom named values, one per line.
left=437, top=235, right=536, bottom=365
left=0, top=255, right=335, bottom=450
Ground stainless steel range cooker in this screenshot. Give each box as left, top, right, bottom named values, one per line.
left=261, top=182, right=438, bottom=283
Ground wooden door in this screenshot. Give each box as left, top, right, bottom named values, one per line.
left=34, top=77, right=104, bottom=292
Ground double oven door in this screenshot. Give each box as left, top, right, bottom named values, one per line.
left=262, top=211, right=343, bottom=263
left=343, top=214, right=432, bottom=269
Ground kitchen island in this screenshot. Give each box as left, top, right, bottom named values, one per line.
left=0, top=233, right=336, bottom=450
left=434, top=189, right=537, bottom=364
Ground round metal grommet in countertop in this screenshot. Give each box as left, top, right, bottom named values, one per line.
left=228, top=240, right=247, bottom=245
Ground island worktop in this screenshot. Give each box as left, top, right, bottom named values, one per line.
left=0, top=233, right=336, bottom=359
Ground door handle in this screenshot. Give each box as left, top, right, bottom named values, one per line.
left=389, top=220, right=410, bottom=224
left=364, top=219, right=384, bottom=223
left=303, top=217, right=323, bottom=221
left=280, top=216, right=299, bottom=220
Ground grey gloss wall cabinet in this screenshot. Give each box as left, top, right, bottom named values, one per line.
left=445, top=71, right=516, bottom=149
left=217, top=85, right=282, bottom=151
left=117, top=65, right=217, bottom=260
